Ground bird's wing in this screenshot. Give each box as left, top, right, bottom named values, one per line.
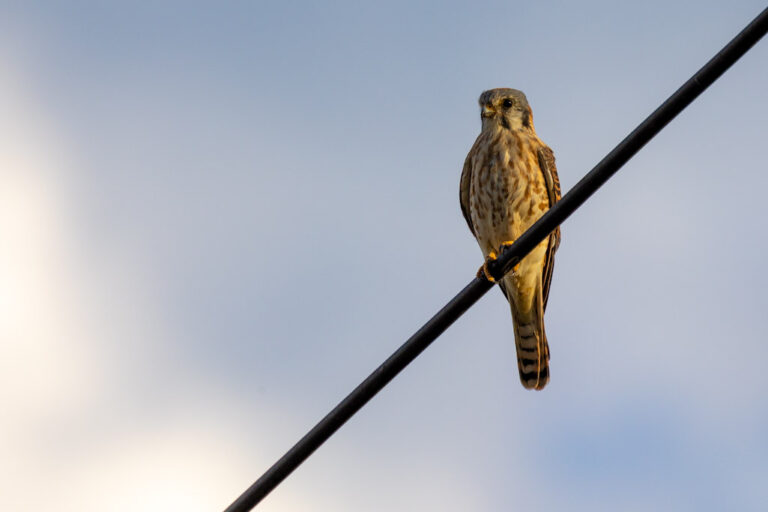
left=459, top=151, right=476, bottom=237
left=537, top=145, right=561, bottom=311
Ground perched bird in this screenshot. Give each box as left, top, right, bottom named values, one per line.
left=460, top=88, right=561, bottom=390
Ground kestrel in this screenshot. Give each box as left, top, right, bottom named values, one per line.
left=460, top=88, right=561, bottom=390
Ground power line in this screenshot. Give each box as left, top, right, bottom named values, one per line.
left=224, top=7, right=768, bottom=511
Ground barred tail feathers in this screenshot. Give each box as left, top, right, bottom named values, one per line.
left=505, top=280, right=550, bottom=390
left=512, top=317, right=550, bottom=390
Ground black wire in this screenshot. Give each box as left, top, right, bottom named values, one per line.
left=224, top=7, right=768, bottom=511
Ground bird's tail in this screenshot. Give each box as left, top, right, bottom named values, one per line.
left=507, top=283, right=550, bottom=390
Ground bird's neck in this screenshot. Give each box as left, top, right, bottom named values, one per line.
left=484, top=123, right=538, bottom=142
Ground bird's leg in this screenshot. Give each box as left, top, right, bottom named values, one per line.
left=477, top=249, right=498, bottom=282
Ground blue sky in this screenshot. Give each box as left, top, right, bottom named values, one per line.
left=2, top=2, right=768, bottom=510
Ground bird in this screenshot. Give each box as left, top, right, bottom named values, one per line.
left=459, top=88, right=561, bottom=390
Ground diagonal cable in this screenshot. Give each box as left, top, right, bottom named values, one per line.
left=225, top=7, right=768, bottom=511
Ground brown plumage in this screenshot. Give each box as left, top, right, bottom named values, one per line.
left=459, top=88, right=561, bottom=390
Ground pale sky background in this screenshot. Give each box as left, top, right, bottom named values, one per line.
left=2, top=2, right=768, bottom=511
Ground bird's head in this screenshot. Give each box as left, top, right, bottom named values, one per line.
left=478, top=88, right=533, bottom=132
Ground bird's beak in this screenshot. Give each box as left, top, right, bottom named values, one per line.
left=481, top=105, right=496, bottom=118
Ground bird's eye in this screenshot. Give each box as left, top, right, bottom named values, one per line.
left=502, top=99, right=514, bottom=109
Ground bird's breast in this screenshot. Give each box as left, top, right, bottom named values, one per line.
left=468, top=130, right=548, bottom=251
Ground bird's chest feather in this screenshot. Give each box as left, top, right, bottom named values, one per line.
left=468, top=131, right=545, bottom=247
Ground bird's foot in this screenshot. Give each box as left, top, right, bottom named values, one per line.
left=477, top=250, right=498, bottom=282
left=498, top=241, right=521, bottom=274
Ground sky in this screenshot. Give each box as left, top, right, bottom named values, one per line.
left=2, top=1, right=768, bottom=511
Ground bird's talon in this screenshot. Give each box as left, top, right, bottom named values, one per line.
left=477, top=250, right=498, bottom=282
left=497, top=241, right=521, bottom=275
left=498, top=241, right=516, bottom=259
left=477, top=263, right=496, bottom=282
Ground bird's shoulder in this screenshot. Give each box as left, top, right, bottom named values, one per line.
left=536, top=143, right=561, bottom=204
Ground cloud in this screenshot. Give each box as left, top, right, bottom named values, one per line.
left=0, top=50, right=310, bottom=512
left=3, top=3, right=768, bottom=511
